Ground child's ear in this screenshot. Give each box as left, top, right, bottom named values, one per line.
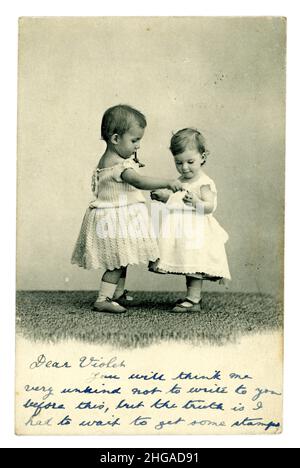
left=110, top=133, right=120, bottom=145
left=201, top=152, right=207, bottom=164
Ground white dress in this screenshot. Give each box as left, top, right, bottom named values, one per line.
left=150, top=172, right=231, bottom=280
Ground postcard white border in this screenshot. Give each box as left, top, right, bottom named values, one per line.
left=1, top=0, right=299, bottom=449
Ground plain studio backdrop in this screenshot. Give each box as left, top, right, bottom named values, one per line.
left=17, top=17, right=285, bottom=296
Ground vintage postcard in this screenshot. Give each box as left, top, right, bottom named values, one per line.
left=16, top=16, right=285, bottom=435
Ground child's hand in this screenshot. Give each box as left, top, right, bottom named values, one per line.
left=151, top=189, right=170, bottom=203
left=183, top=191, right=200, bottom=208
left=150, top=190, right=161, bottom=201
left=168, top=179, right=184, bottom=192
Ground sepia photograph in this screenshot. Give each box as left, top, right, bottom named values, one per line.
left=15, top=16, right=285, bottom=436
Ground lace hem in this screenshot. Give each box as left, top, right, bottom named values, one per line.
left=150, top=260, right=231, bottom=280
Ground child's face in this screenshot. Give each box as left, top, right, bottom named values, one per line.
left=115, top=122, right=145, bottom=158
left=174, top=149, right=205, bottom=179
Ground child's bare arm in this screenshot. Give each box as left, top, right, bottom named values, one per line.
left=200, top=185, right=216, bottom=213
left=121, top=168, right=183, bottom=192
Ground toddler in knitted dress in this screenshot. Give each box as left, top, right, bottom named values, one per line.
left=71, top=105, right=183, bottom=313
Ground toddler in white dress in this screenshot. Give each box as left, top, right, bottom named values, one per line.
left=150, top=128, right=231, bottom=312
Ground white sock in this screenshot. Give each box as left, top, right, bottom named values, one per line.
left=186, top=281, right=202, bottom=304
left=96, top=281, right=117, bottom=303
left=113, top=277, right=126, bottom=300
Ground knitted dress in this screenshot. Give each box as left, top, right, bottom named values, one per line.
left=71, top=159, right=159, bottom=270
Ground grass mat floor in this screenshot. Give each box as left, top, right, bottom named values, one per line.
left=16, top=291, right=283, bottom=348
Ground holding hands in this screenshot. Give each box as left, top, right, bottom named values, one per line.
left=151, top=179, right=183, bottom=203
left=168, top=179, right=184, bottom=192
left=150, top=189, right=170, bottom=203
left=151, top=183, right=204, bottom=212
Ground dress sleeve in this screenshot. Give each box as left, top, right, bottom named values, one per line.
left=112, top=159, right=139, bottom=183
left=201, top=177, right=217, bottom=194
left=200, top=177, right=218, bottom=212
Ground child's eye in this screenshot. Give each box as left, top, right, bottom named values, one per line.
left=188, top=161, right=194, bottom=164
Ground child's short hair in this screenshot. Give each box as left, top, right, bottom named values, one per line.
left=170, top=128, right=208, bottom=160
left=101, top=104, right=147, bottom=142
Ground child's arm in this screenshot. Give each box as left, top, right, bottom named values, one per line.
left=183, top=185, right=216, bottom=214
left=121, top=169, right=183, bottom=192
left=150, top=189, right=171, bottom=203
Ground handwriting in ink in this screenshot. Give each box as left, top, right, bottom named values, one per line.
left=229, top=373, right=253, bottom=380
left=155, top=417, right=185, bottom=430
left=116, top=399, right=144, bottom=410
left=29, top=354, right=71, bottom=369
left=151, top=399, right=178, bottom=409
left=173, top=371, right=221, bottom=381
left=23, top=399, right=65, bottom=417
left=167, top=384, right=182, bottom=394
left=128, top=372, right=166, bottom=382
left=24, top=384, right=54, bottom=400
left=57, top=415, right=72, bottom=426
left=189, top=419, right=226, bottom=427
left=79, top=417, right=121, bottom=427
left=75, top=401, right=109, bottom=412
left=25, top=413, right=53, bottom=427
left=231, top=417, right=281, bottom=432
left=235, top=384, right=247, bottom=395
left=187, top=385, right=228, bottom=395
left=99, top=374, right=120, bottom=380
left=253, top=401, right=263, bottom=411
left=130, top=416, right=152, bottom=426
left=21, top=355, right=283, bottom=435
left=61, top=385, right=121, bottom=395
left=252, top=387, right=282, bottom=402
left=182, top=400, right=224, bottom=411
left=131, top=386, right=162, bottom=395
left=79, top=356, right=126, bottom=369
left=86, top=372, right=120, bottom=384
left=231, top=403, right=245, bottom=412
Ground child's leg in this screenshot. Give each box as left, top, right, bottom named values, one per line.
left=96, top=268, right=124, bottom=303
left=113, top=266, right=127, bottom=300
left=186, top=276, right=203, bottom=303
left=172, top=276, right=202, bottom=312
